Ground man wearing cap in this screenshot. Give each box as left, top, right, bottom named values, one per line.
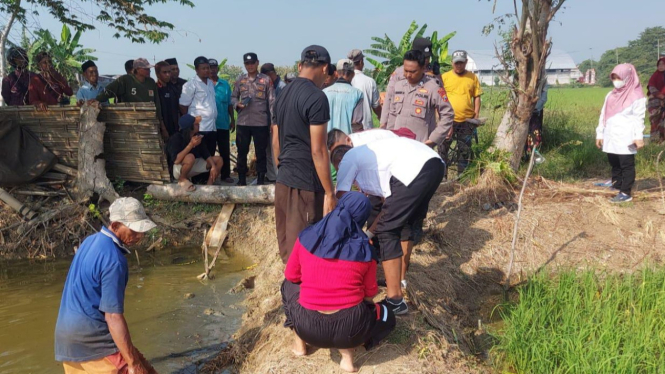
left=383, top=50, right=454, bottom=147
left=1, top=47, right=34, bottom=106
left=167, top=113, right=223, bottom=191
left=55, top=197, right=158, bottom=374
left=271, top=45, right=336, bottom=263
left=96, top=58, right=165, bottom=140
left=348, top=49, right=382, bottom=130
left=155, top=61, right=180, bottom=138
left=77, top=60, right=107, bottom=104
left=439, top=50, right=482, bottom=176
left=165, top=58, right=187, bottom=99
left=381, top=37, right=441, bottom=129
left=209, top=58, right=236, bottom=183
left=232, top=53, right=275, bottom=186
left=323, top=59, right=364, bottom=134
left=179, top=56, right=218, bottom=159
left=261, top=63, right=286, bottom=97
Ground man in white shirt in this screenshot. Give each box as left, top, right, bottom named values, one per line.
left=348, top=49, right=382, bottom=130
left=179, top=56, right=218, bottom=160
left=331, top=137, right=445, bottom=315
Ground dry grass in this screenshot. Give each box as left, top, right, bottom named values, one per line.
left=200, top=177, right=665, bottom=374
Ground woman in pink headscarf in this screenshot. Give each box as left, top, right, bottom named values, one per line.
left=647, top=57, right=665, bottom=142
left=595, top=63, right=646, bottom=203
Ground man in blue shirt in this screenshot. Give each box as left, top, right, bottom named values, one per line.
left=209, top=59, right=236, bottom=183
left=55, top=197, right=157, bottom=374
left=76, top=60, right=107, bottom=104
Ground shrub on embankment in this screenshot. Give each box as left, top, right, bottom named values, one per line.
left=493, top=269, right=665, bottom=373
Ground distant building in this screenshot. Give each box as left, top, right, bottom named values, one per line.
left=465, top=50, right=583, bottom=86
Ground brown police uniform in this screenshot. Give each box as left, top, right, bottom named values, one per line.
left=231, top=72, right=276, bottom=180
left=380, top=65, right=441, bottom=129
left=383, top=74, right=454, bottom=145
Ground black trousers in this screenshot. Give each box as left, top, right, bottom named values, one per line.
left=281, top=280, right=395, bottom=350
left=236, top=125, right=269, bottom=175
left=198, top=130, right=217, bottom=159
left=374, top=158, right=445, bottom=261
left=438, top=121, right=474, bottom=176
left=216, top=129, right=231, bottom=179
left=607, top=153, right=635, bottom=196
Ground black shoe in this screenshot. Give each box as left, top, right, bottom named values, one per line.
left=256, top=173, right=265, bottom=185
left=383, top=297, right=408, bottom=315
left=237, top=174, right=247, bottom=186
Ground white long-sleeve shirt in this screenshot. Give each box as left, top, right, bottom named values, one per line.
left=595, top=94, right=646, bottom=155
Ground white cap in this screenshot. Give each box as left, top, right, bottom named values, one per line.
left=109, top=197, right=156, bottom=233
left=336, top=58, right=354, bottom=72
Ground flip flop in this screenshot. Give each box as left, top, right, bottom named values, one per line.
left=178, top=179, right=196, bottom=193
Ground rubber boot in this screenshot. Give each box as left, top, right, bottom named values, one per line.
left=237, top=174, right=247, bottom=186
left=257, top=173, right=265, bottom=186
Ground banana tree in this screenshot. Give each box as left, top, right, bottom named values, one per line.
left=31, top=24, right=96, bottom=83
left=430, top=30, right=457, bottom=74
left=364, top=21, right=428, bottom=89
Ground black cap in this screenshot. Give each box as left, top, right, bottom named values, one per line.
left=124, top=59, right=134, bottom=71
left=194, top=56, right=209, bottom=68
left=300, top=45, right=331, bottom=64
left=165, top=58, right=178, bottom=66
left=81, top=60, right=96, bottom=73
left=243, top=53, right=258, bottom=64
left=208, top=58, right=219, bottom=67
left=260, top=63, right=275, bottom=74
left=412, top=37, right=433, bottom=58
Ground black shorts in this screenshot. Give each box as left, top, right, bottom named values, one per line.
left=281, top=280, right=395, bottom=350
left=374, top=158, right=445, bottom=261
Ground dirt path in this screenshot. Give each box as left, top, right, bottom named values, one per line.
left=202, top=180, right=665, bottom=374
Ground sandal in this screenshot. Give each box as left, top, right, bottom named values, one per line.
left=178, top=179, right=196, bottom=193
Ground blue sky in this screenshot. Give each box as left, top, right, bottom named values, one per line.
left=6, top=0, right=663, bottom=78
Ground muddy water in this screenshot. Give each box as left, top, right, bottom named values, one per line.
left=0, top=246, right=251, bottom=374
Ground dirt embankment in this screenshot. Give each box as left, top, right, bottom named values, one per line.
left=203, top=178, right=665, bottom=374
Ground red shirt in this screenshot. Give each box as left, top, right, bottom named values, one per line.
left=285, top=238, right=378, bottom=311
left=28, top=72, right=73, bottom=105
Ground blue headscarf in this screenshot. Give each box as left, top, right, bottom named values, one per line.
left=298, top=192, right=376, bottom=262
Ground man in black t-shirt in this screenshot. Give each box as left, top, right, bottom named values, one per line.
left=271, top=45, right=337, bottom=263
left=167, top=114, right=223, bottom=192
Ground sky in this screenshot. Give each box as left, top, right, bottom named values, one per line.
left=4, top=0, right=663, bottom=79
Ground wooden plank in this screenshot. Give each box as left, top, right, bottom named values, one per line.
left=204, top=204, right=235, bottom=259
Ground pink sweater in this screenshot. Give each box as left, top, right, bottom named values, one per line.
left=285, top=238, right=378, bottom=311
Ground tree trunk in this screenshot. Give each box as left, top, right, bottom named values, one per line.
left=146, top=184, right=275, bottom=205
left=492, top=95, right=536, bottom=170
left=0, top=0, right=21, bottom=107
left=77, top=103, right=119, bottom=203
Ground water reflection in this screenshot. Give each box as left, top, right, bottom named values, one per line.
left=0, top=247, right=249, bottom=374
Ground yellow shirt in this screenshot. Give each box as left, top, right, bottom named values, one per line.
left=441, top=70, right=482, bottom=123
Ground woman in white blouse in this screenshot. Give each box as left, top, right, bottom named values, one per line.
left=595, top=63, right=646, bottom=203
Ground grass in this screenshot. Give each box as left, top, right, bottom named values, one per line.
left=493, top=269, right=665, bottom=374
left=473, top=86, right=663, bottom=182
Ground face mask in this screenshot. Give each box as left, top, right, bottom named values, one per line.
left=613, top=80, right=626, bottom=89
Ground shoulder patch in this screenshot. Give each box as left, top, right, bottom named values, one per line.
left=438, top=88, right=448, bottom=102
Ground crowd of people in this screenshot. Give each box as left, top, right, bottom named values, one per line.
left=2, top=40, right=662, bottom=373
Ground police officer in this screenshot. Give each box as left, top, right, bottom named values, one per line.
left=381, top=37, right=441, bottom=129
left=232, top=52, right=276, bottom=186
left=384, top=50, right=454, bottom=147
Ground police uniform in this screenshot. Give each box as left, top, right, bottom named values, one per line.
left=231, top=54, right=276, bottom=184
left=384, top=74, right=454, bottom=146
left=380, top=65, right=441, bottom=129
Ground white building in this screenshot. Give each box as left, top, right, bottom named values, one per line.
left=465, top=49, right=583, bottom=86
